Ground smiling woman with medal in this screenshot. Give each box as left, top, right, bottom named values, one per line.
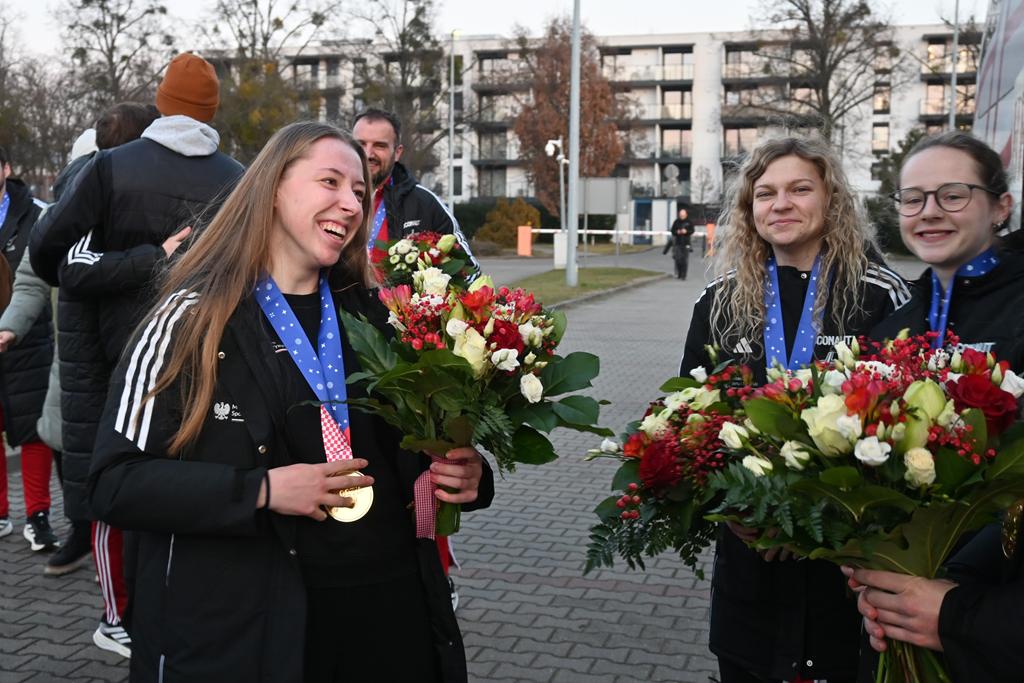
left=679, top=137, right=910, bottom=683
left=86, top=121, right=493, bottom=683
left=845, top=132, right=1024, bottom=683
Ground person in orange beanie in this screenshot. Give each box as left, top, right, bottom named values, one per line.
left=29, top=52, right=244, bottom=659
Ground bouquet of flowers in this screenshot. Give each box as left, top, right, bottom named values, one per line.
left=341, top=231, right=610, bottom=537
left=705, top=333, right=1024, bottom=682
left=584, top=359, right=755, bottom=576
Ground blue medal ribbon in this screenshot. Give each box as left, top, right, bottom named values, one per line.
left=255, top=274, right=350, bottom=434
left=928, top=247, right=999, bottom=348
left=763, top=254, right=822, bottom=371
left=0, top=192, right=9, bottom=227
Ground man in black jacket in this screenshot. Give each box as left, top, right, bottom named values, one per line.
left=29, top=51, right=244, bottom=659
left=0, top=148, right=59, bottom=553
left=353, top=108, right=477, bottom=274
left=663, top=205, right=694, bottom=280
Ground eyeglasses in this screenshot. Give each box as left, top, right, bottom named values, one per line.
left=891, top=182, right=1001, bottom=217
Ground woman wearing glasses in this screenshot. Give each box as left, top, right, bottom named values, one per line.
left=848, top=131, right=1020, bottom=683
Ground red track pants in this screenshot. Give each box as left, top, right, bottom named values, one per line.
left=92, top=521, right=128, bottom=625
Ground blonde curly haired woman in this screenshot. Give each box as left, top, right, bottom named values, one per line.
left=680, top=136, right=910, bottom=683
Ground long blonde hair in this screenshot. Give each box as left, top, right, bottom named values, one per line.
left=709, top=136, right=875, bottom=353
left=144, top=121, right=374, bottom=454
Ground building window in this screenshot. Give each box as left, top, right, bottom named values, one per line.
left=871, top=162, right=884, bottom=181
left=661, top=128, right=692, bottom=156
left=723, top=127, right=757, bottom=156
left=924, top=83, right=947, bottom=115
left=454, top=91, right=464, bottom=115
left=453, top=55, right=463, bottom=86
left=453, top=167, right=463, bottom=196
left=478, top=132, right=507, bottom=159
left=325, top=95, right=340, bottom=121
left=662, top=89, right=692, bottom=118
left=724, top=49, right=759, bottom=78
left=326, top=59, right=339, bottom=76
left=872, top=124, right=890, bottom=152
left=479, top=168, right=507, bottom=197
left=873, top=85, right=891, bottom=113
left=453, top=133, right=463, bottom=159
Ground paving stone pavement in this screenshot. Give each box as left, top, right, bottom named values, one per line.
left=0, top=249, right=925, bottom=682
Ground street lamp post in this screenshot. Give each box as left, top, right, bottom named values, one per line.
left=448, top=29, right=459, bottom=212
left=545, top=137, right=567, bottom=233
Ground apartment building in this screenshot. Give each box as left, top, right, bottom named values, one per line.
left=227, top=24, right=978, bottom=211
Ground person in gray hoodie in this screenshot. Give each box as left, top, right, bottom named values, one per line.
left=28, top=53, right=243, bottom=659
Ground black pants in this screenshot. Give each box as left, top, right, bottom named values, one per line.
left=717, top=657, right=855, bottom=683
left=673, top=252, right=689, bottom=279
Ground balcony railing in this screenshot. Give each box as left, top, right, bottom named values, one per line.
left=921, top=57, right=979, bottom=75
left=602, top=63, right=693, bottom=82
left=629, top=102, right=693, bottom=120
left=477, top=107, right=518, bottom=123
left=475, top=66, right=531, bottom=85
left=722, top=61, right=768, bottom=79
left=659, top=142, right=692, bottom=157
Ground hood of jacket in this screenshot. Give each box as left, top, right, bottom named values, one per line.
left=387, top=161, right=419, bottom=201
left=141, top=115, right=221, bottom=157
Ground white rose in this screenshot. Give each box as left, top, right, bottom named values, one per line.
left=412, top=267, right=451, bottom=297
left=1001, top=368, right=1024, bottom=399
left=519, top=373, right=543, bottom=403
left=801, top=394, right=856, bottom=456
left=854, top=436, right=892, bottom=466
left=599, top=438, right=620, bottom=454
left=524, top=352, right=536, bottom=365
left=742, top=455, right=773, bottom=477
left=394, top=238, right=414, bottom=255
left=490, top=348, right=520, bottom=371
left=903, top=447, right=937, bottom=487
left=518, top=321, right=543, bottom=347
left=452, top=327, right=489, bottom=378
left=780, top=440, right=813, bottom=471
left=689, top=366, right=708, bottom=383
left=639, top=411, right=670, bottom=437
left=836, top=414, right=863, bottom=440
left=821, top=369, right=848, bottom=395
left=718, top=422, right=750, bottom=450
left=445, top=318, right=470, bottom=337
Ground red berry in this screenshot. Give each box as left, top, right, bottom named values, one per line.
left=627, top=482, right=638, bottom=492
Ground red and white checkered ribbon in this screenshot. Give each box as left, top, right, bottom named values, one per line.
left=413, top=452, right=448, bottom=539
left=320, top=406, right=353, bottom=461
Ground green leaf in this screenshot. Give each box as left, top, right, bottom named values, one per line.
left=960, top=408, right=988, bottom=454
left=743, top=397, right=803, bottom=440
left=989, top=427, right=1024, bottom=479
left=540, top=351, right=600, bottom=396
left=934, top=447, right=978, bottom=493
left=819, top=466, right=862, bottom=490
left=612, top=460, right=640, bottom=491
left=789, top=479, right=915, bottom=522
left=508, top=403, right=559, bottom=432
left=552, top=395, right=601, bottom=426
left=444, top=415, right=475, bottom=447
left=660, top=377, right=700, bottom=393
left=548, top=310, right=567, bottom=345
left=593, top=495, right=621, bottom=522
left=510, top=425, right=558, bottom=465
left=338, top=309, right=398, bottom=374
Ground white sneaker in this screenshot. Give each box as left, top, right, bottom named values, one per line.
left=93, top=619, right=131, bottom=659
left=0, top=518, right=12, bottom=538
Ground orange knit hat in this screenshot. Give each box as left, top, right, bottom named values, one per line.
left=156, top=53, right=220, bottom=123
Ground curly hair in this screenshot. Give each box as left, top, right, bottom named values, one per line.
left=709, top=136, right=877, bottom=354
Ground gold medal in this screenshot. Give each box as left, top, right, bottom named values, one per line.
left=327, top=471, right=374, bottom=522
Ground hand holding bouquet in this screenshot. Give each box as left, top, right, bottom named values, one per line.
left=343, top=232, right=610, bottom=537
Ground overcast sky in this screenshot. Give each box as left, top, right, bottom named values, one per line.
left=9, top=0, right=989, bottom=57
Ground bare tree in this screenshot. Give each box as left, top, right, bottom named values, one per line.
left=747, top=0, right=904, bottom=141
left=201, top=0, right=342, bottom=163
left=349, top=0, right=448, bottom=178
left=60, top=0, right=176, bottom=108
left=511, top=17, right=624, bottom=215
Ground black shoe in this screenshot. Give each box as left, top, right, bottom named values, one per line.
left=45, top=521, right=92, bottom=575
left=23, top=511, right=60, bottom=552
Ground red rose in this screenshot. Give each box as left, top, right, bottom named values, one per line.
left=948, top=374, right=1018, bottom=435
left=639, top=436, right=682, bottom=491
left=960, top=348, right=990, bottom=375
left=489, top=320, right=524, bottom=354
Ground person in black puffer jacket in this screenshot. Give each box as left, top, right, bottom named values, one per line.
left=847, top=132, right=1024, bottom=683
left=29, top=53, right=244, bottom=659
left=0, top=147, right=58, bottom=553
